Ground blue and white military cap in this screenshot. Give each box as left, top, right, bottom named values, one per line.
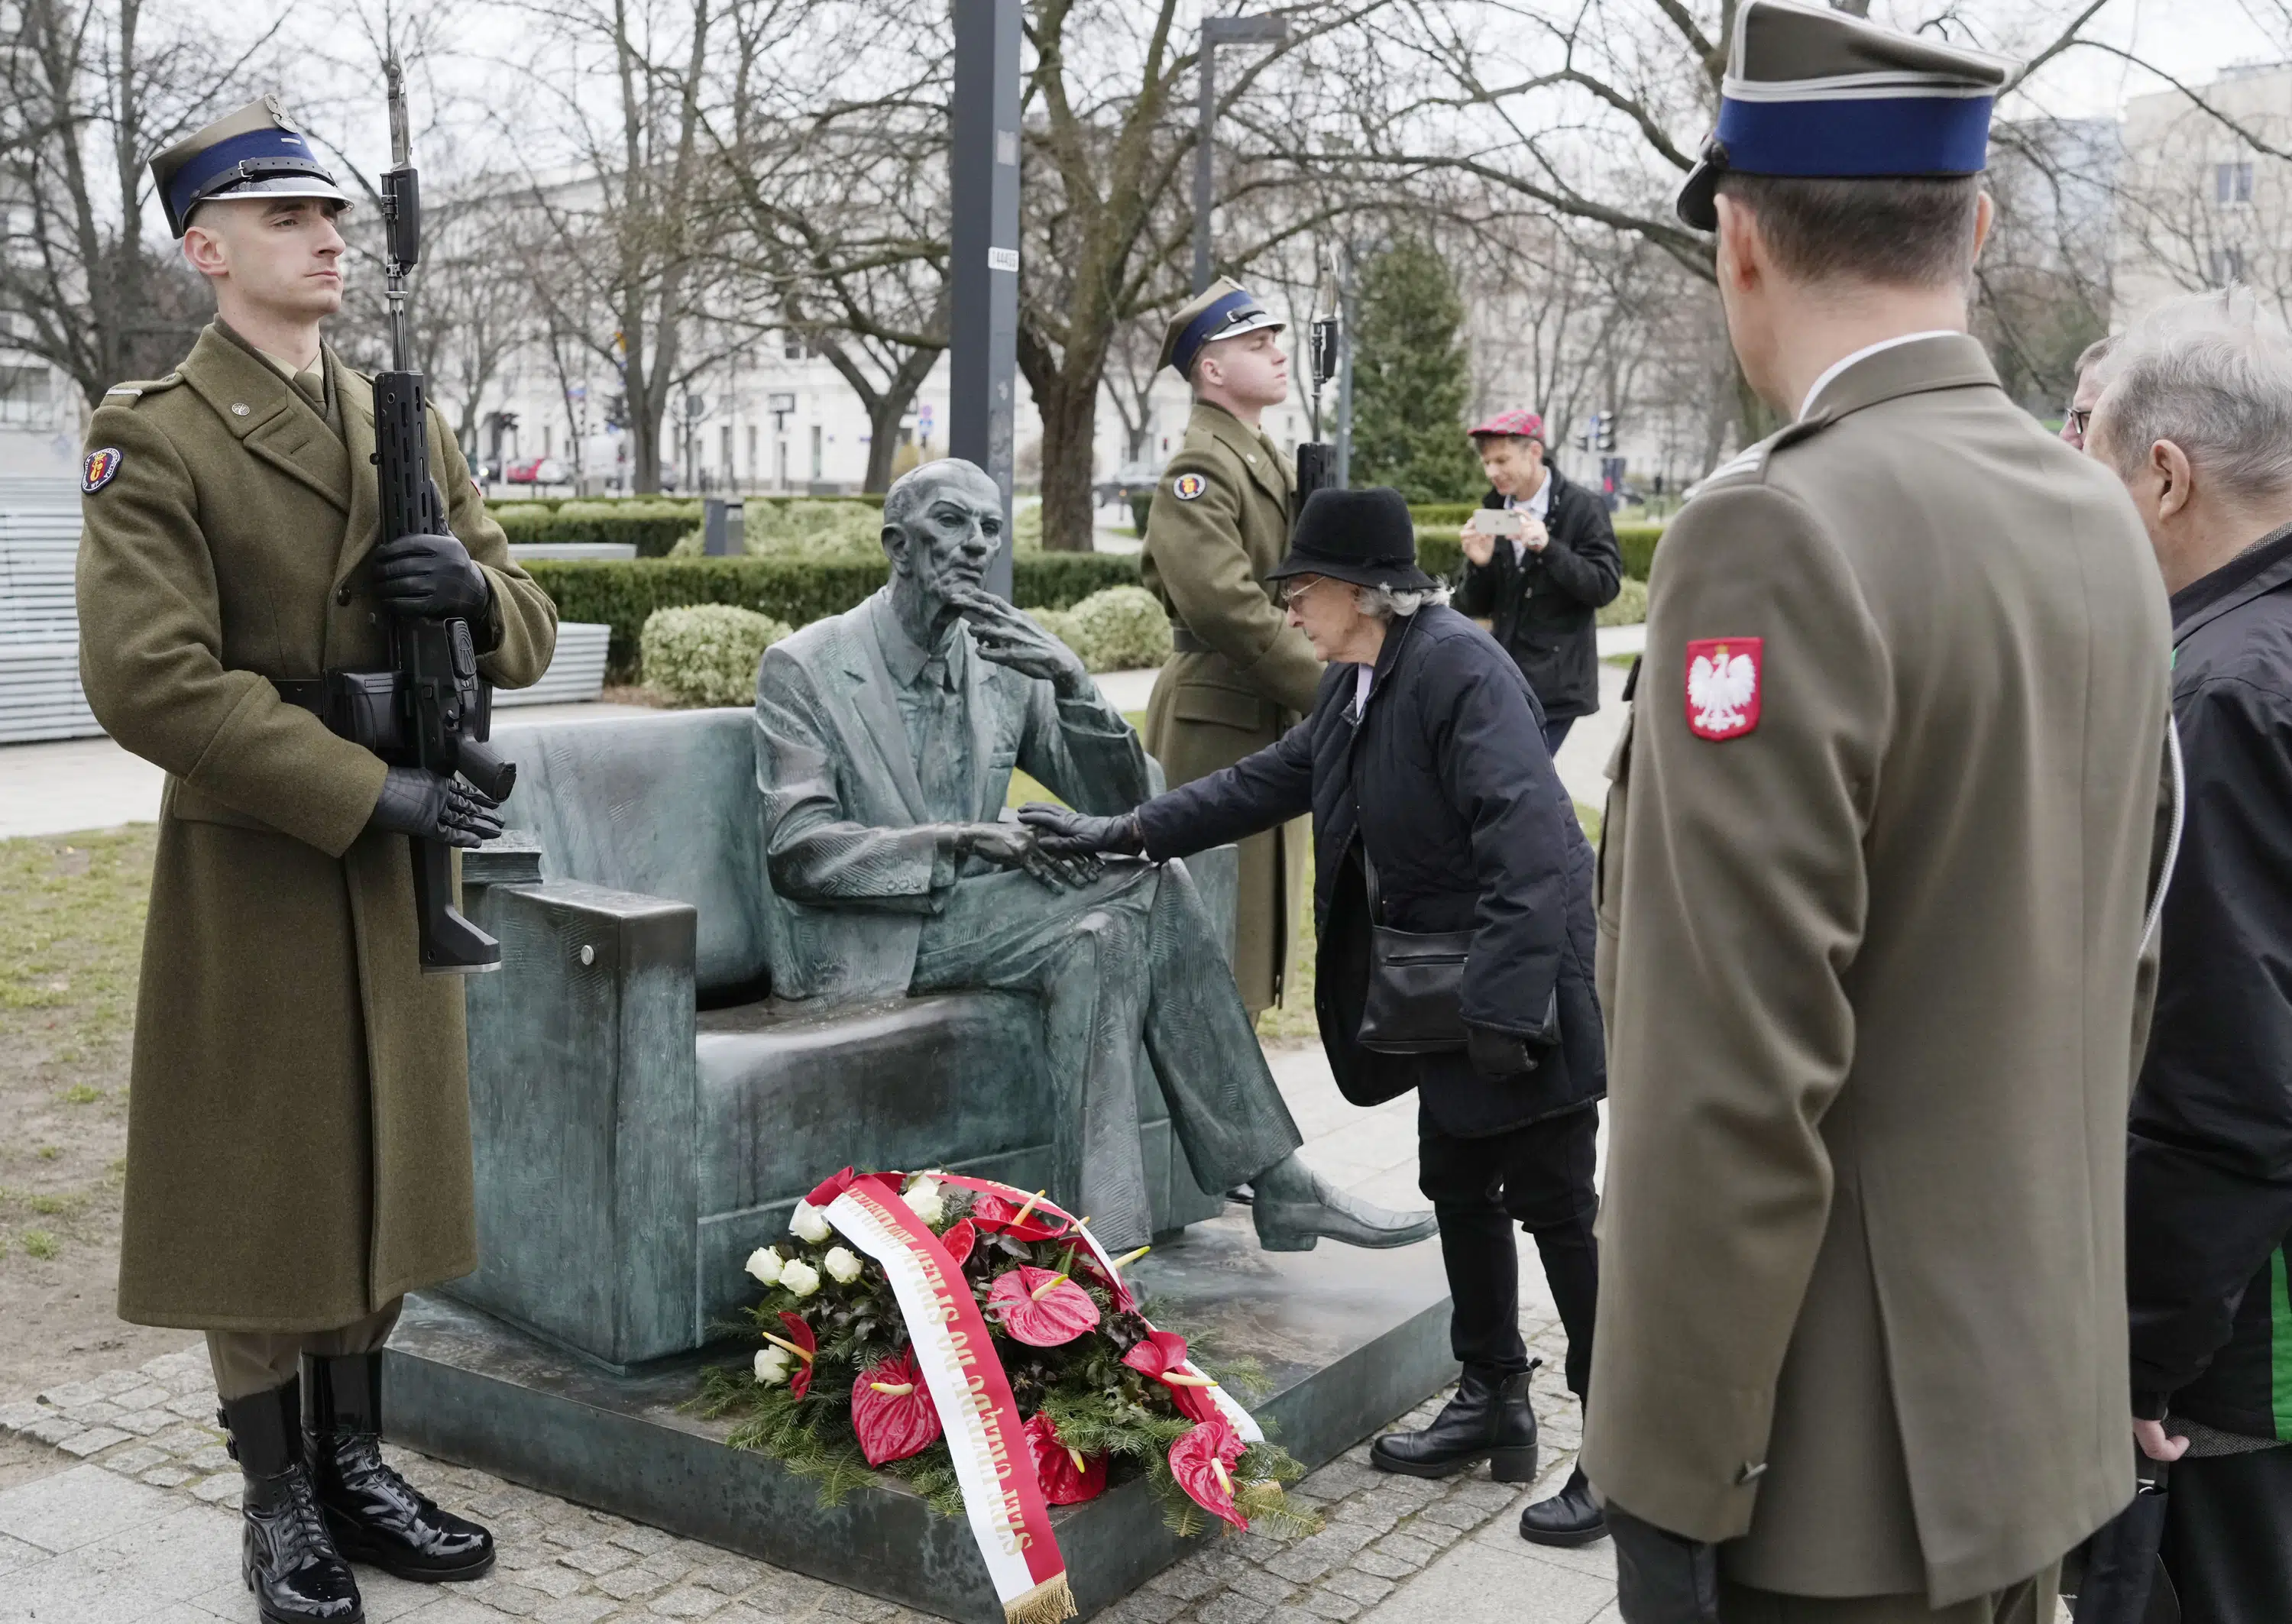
left=1159, top=277, right=1287, bottom=378
left=1675, top=0, right=2014, bottom=231
left=151, top=95, right=353, bottom=239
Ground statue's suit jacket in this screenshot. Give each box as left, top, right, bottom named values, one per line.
left=753, top=588, right=1151, bottom=1000
left=1584, top=335, right=2174, bottom=1606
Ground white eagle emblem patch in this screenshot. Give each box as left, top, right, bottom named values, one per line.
left=1685, top=637, right=1763, bottom=739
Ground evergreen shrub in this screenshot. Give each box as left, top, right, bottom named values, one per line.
left=640, top=605, right=793, bottom=707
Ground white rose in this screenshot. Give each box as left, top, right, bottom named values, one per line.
left=823, top=1246, right=865, bottom=1285
left=904, top=1177, right=945, bottom=1226
left=790, top=1202, right=834, bottom=1244
left=779, top=1260, right=821, bottom=1298
left=753, top=1347, right=791, bottom=1386
left=744, top=1246, right=785, bottom=1286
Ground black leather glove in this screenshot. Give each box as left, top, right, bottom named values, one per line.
left=1465, top=1023, right=1544, bottom=1079
left=368, top=766, right=504, bottom=849
left=1017, top=803, right=1144, bottom=859
left=374, top=531, right=492, bottom=620
left=1610, top=1507, right=1721, bottom=1624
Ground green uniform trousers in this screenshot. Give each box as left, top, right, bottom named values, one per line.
left=1717, top=1563, right=2059, bottom=1624
left=206, top=1299, right=402, bottom=1402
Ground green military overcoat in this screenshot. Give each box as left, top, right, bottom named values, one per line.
left=1140, top=403, right=1322, bottom=1013
left=1583, top=335, right=2172, bottom=1604
left=77, top=323, right=558, bottom=1333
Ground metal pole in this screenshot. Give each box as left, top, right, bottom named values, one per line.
left=1335, top=252, right=1355, bottom=489
left=1193, top=44, right=1216, bottom=294
left=950, top=0, right=1021, bottom=599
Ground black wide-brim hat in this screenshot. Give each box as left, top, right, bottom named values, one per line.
left=1265, top=487, right=1436, bottom=592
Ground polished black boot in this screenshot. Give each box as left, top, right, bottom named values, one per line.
left=220, top=1379, right=364, bottom=1624
left=1520, top=1463, right=1607, bottom=1546
left=1369, top=1364, right=1538, bottom=1481
left=303, top=1352, right=494, bottom=1581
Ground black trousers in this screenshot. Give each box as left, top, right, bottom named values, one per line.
left=1416, top=1102, right=1600, bottom=1396
left=2161, top=1444, right=2292, bottom=1623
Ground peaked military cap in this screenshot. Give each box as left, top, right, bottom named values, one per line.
left=1675, top=0, right=2013, bottom=231
left=1159, top=277, right=1287, bottom=378
left=151, top=95, right=352, bottom=238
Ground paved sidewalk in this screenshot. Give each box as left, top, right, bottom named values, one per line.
left=0, top=1047, right=1605, bottom=1624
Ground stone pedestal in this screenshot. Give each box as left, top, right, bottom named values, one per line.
left=384, top=1212, right=1454, bottom=1623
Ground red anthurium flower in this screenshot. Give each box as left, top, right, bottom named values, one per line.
left=1122, top=1330, right=1220, bottom=1423
left=1022, top=1412, right=1106, bottom=1506
left=807, top=1166, right=898, bottom=1208
left=850, top=1347, right=941, bottom=1465
left=937, top=1218, right=978, bottom=1268
left=986, top=1267, right=1102, bottom=1347
left=772, top=1312, right=817, bottom=1400
left=1168, top=1417, right=1248, bottom=1531
left=968, top=1189, right=1071, bottom=1241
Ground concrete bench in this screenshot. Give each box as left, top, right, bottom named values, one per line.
left=455, top=707, right=1229, bottom=1371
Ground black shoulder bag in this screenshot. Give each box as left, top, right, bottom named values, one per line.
left=1354, top=849, right=1475, bottom=1055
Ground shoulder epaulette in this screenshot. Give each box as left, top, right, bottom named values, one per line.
left=100, top=372, right=184, bottom=402
left=1685, top=410, right=1840, bottom=500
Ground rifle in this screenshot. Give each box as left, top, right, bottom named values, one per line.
left=377, top=58, right=515, bottom=972
left=1294, top=257, right=1342, bottom=503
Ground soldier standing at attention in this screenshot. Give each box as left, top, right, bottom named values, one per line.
left=1141, top=279, right=1321, bottom=1021
left=76, top=99, right=558, bottom=1623
left=1582, top=6, right=2174, bottom=1622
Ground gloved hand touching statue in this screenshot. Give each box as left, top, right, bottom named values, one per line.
left=1018, top=804, right=1144, bottom=859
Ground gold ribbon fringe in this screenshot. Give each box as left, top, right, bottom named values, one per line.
left=1005, top=1574, right=1078, bottom=1624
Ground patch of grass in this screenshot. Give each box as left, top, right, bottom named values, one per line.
left=20, top=1230, right=57, bottom=1260
left=59, top=1083, right=102, bottom=1105
left=35, top=1147, right=58, bottom=1162
left=0, top=827, right=154, bottom=1062
left=25, top=1192, right=79, bottom=1216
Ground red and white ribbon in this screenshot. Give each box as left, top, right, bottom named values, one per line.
left=821, top=1182, right=1076, bottom=1624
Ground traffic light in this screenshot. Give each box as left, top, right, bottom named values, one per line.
left=1575, top=413, right=1597, bottom=451
left=1597, top=412, right=1618, bottom=453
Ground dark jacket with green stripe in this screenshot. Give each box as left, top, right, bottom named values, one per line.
left=2127, top=522, right=2292, bottom=1438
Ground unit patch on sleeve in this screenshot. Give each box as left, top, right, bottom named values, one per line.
left=1171, top=472, right=1206, bottom=501
left=1685, top=637, right=1763, bottom=739
left=82, top=447, right=124, bottom=493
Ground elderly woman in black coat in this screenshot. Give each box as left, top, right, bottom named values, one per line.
left=1021, top=487, right=1608, bottom=1548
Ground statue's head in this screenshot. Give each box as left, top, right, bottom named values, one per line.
left=881, top=459, right=1004, bottom=607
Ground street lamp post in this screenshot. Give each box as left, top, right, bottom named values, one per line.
left=950, top=0, right=1022, bottom=598
left=1193, top=15, right=1289, bottom=294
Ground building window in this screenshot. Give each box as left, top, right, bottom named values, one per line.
left=784, top=332, right=815, bottom=361
left=2216, top=161, right=2255, bottom=205
left=2211, top=244, right=2247, bottom=286
left=720, top=424, right=733, bottom=474
left=746, top=424, right=758, bottom=477
left=0, top=364, right=48, bottom=427
left=810, top=425, right=824, bottom=482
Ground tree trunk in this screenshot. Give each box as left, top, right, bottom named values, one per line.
left=1035, top=371, right=1099, bottom=552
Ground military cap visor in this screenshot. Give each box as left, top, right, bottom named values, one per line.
left=1160, top=281, right=1287, bottom=377
left=152, top=99, right=352, bottom=238
left=1675, top=0, right=2012, bottom=230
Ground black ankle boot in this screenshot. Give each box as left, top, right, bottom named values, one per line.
left=1519, top=1463, right=1607, bottom=1546
left=303, top=1353, right=494, bottom=1582
left=221, top=1379, right=364, bottom=1624
left=1369, top=1364, right=1539, bottom=1482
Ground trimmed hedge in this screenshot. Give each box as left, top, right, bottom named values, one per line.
left=493, top=501, right=696, bottom=558
left=526, top=553, right=1142, bottom=680
left=641, top=605, right=793, bottom=707
left=1024, top=586, right=1172, bottom=673
left=1615, top=522, right=1662, bottom=581
left=1416, top=522, right=1662, bottom=583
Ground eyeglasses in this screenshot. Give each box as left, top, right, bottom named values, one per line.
left=2066, top=405, right=2092, bottom=440
left=1278, top=576, right=1332, bottom=608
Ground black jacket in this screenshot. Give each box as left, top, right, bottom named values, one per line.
left=1136, top=603, right=1604, bottom=1137
left=2126, top=522, right=2292, bottom=1437
left=1450, top=465, right=1622, bottom=721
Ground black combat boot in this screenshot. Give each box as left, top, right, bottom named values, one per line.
left=219, top=1378, right=364, bottom=1624
left=1519, top=1463, right=1607, bottom=1546
left=303, top=1352, right=494, bottom=1582
left=1369, top=1364, right=1539, bottom=1481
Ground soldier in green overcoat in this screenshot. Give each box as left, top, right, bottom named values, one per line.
left=74, top=99, right=557, bottom=1623
left=1140, top=280, right=1321, bottom=1016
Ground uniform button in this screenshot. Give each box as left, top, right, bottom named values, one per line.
left=336, top=585, right=351, bottom=605
left=231, top=403, right=250, bottom=416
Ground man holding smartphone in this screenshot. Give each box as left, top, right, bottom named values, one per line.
left=1452, top=410, right=1623, bottom=755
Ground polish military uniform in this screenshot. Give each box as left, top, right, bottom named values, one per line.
left=1578, top=9, right=2175, bottom=1622
left=1140, top=280, right=1320, bottom=1014
left=75, top=99, right=558, bottom=1618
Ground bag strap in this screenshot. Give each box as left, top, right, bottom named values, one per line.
left=1360, top=843, right=1387, bottom=927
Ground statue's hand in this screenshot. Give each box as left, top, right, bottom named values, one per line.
left=1018, top=804, right=1144, bottom=859
left=957, top=822, right=1102, bottom=891
left=955, top=590, right=1090, bottom=691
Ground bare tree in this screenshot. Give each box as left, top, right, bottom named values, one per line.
left=0, top=0, right=282, bottom=404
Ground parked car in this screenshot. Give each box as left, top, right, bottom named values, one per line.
left=505, top=457, right=570, bottom=485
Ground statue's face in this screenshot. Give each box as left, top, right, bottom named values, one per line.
left=884, top=467, right=1005, bottom=603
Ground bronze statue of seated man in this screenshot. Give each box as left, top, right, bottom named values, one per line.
left=751, top=458, right=1433, bottom=1254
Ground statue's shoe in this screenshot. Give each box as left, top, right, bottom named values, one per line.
left=1250, top=1157, right=1439, bottom=1252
